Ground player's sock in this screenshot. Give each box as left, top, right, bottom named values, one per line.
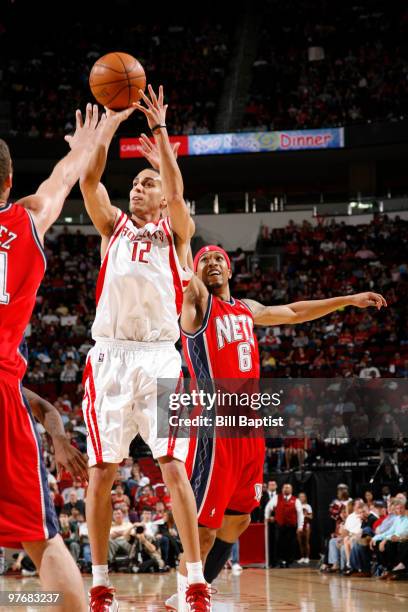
left=177, top=571, right=189, bottom=610
left=92, top=564, right=110, bottom=588
left=186, top=561, right=205, bottom=584
left=204, top=538, right=234, bottom=583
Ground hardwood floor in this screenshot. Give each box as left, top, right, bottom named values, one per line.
left=1, top=567, right=408, bottom=611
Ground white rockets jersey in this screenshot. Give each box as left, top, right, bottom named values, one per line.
left=92, top=212, right=192, bottom=342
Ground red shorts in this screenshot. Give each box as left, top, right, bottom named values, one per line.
left=0, top=374, right=58, bottom=548
left=186, top=434, right=265, bottom=529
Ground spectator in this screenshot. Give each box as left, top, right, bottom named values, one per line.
left=340, top=499, right=365, bottom=572
left=112, top=484, right=131, bottom=514
left=325, top=415, right=349, bottom=445
left=297, top=492, right=313, bottom=564
left=77, top=514, right=91, bottom=573
left=129, top=524, right=164, bottom=574
left=370, top=500, right=408, bottom=578
left=62, top=478, right=86, bottom=504
left=60, top=357, right=79, bottom=382
left=264, top=481, right=279, bottom=567
left=108, top=509, right=133, bottom=566
left=156, top=511, right=181, bottom=568
left=59, top=511, right=80, bottom=562
left=324, top=506, right=348, bottom=573
left=63, top=490, right=85, bottom=517
left=267, top=483, right=304, bottom=567
left=363, top=490, right=375, bottom=512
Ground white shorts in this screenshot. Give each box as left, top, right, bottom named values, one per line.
left=82, top=339, right=188, bottom=467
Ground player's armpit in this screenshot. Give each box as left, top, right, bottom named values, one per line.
left=80, top=181, right=119, bottom=238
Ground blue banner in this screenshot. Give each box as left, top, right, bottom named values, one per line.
left=188, top=128, right=344, bottom=156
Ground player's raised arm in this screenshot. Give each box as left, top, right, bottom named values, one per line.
left=180, top=275, right=210, bottom=335
left=136, top=85, right=193, bottom=243
left=137, top=131, right=195, bottom=239
left=243, top=292, right=387, bottom=326
left=17, top=104, right=105, bottom=240
left=78, top=105, right=136, bottom=238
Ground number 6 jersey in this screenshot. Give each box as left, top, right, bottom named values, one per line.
left=92, top=212, right=192, bottom=343
left=181, top=294, right=260, bottom=379
left=0, top=203, right=46, bottom=381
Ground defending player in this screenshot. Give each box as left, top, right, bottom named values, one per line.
left=0, top=105, right=105, bottom=612
left=77, top=86, right=210, bottom=612
left=166, top=245, right=387, bottom=610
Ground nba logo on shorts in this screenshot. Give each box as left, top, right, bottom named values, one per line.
left=98, top=352, right=105, bottom=363
left=254, top=483, right=262, bottom=502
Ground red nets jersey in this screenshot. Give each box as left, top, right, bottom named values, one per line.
left=182, top=295, right=265, bottom=528
left=0, top=203, right=46, bottom=380
left=181, top=294, right=260, bottom=379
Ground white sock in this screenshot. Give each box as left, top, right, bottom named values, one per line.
left=92, top=564, right=110, bottom=588
left=177, top=572, right=188, bottom=612
left=186, top=561, right=205, bottom=585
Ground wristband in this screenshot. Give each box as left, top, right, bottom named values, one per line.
left=151, top=124, right=166, bottom=133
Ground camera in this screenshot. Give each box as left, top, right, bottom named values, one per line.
left=136, top=525, right=145, bottom=534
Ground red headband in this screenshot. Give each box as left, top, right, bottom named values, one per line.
left=193, top=245, right=231, bottom=272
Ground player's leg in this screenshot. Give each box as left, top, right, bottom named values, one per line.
left=159, top=456, right=202, bottom=565
left=0, top=380, right=86, bottom=608
left=159, top=455, right=212, bottom=610
left=141, top=348, right=211, bottom=611
left=86, top=462, right=119, bottom=580
left=165, top=434, right=234, bottom=611
left=204, top=436, right=265, bottom=583
left=82, top=344, right=138, bottom=610
left=23, top=535, right=87, bottom=612
left=204, top=513, right=250, bottom=583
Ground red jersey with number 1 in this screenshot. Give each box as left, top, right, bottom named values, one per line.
left=181, top=294, right=260, bottom=379
left=0, top=203, right=46, bottom=381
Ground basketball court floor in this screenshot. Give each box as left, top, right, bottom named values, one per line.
left=1, top=567, right=408, bottom=611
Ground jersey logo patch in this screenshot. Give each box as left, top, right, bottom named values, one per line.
left=254, top=483, right=263, bottom=502
left=98, top=352, right=105, bottom=363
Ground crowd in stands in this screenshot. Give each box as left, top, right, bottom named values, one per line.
left=0, top=2, right=232, bottom=138
left=243, top=0, right=408, bottom=131
left=259, top=480, right=408, bottom=581
left=321, top=483, right=408, bottom=580
left=3, top=2, right=408, bottom=138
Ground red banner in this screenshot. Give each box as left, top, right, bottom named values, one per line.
left=120, top=136, right=189, bottom=159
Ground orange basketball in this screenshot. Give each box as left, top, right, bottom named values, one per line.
left=89, top=52, right=146, bottom=110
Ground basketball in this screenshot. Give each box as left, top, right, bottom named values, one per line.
left=89, top=52, right=146, bottom=110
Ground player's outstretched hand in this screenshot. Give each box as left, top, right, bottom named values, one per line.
left=350, top=292, right=387, bottom=310
left=64, top=103, right=104, bottom=150
left=54, top=437, right=89, bottom=482
left=135, top=84, right=167, bottom=130
left=138, top=132, right=181, bottom=170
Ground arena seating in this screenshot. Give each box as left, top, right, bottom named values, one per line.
left=242, top=0, right=408, bottom=131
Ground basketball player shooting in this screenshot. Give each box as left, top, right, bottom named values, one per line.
left=76, top=85, right=210, bottom=611
left=0, top=106, right=105, bottom=612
